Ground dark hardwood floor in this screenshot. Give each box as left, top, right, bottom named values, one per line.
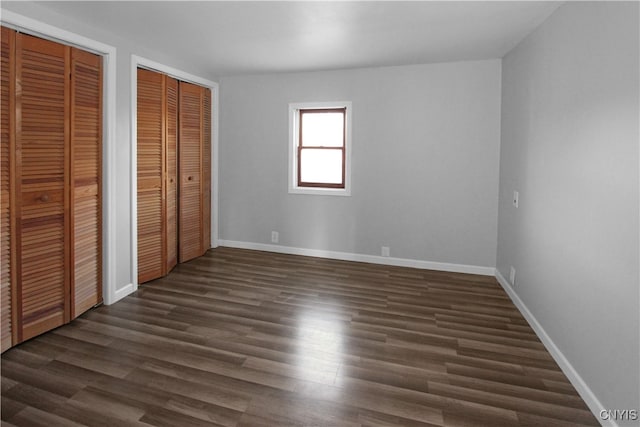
left=1, top=247, right=598, bottom=426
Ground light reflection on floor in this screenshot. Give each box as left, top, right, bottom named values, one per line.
left=294, top=308, right=345, bottom=390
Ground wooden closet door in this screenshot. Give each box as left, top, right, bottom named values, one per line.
left=137, top=68, right=165, bottom=283
left=1, top=26, right=15, bottom=351
left=178, top=82, right=204, bottom=262
left=165, top=76, right=178, bottom=271
left=70, top=48, right=102, bottom=317
left=137, top=69, right=178, bottom=282
left=15, top=33, right=70, bottom=341
left=202, top=88, right=211, bottom=251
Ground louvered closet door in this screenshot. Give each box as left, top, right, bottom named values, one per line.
left=137, top=69, right=165, bottom=283
left=15, top=33, right=70, bottom=341
left=70, top=48, right=102, bottom=317
left=1, top=27, right=15, bottom=351
left=165, top=76, right=178, bottom=271
left=178, top=82, right=204, bottom=263
left=202, top=88, right=211, bottom=251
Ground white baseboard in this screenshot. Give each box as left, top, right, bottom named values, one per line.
left=495, top=270, right=614, bottom=427
left=217, top=239, right=496, bottom=276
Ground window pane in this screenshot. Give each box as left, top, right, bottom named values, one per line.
left=300, top=149, right=343, bottom=184
left=301, top=112, right=344, bottom=147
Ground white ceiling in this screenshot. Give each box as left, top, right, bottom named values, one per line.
left=36, top=1, right=561, bottom=77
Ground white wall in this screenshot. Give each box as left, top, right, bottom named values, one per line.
left=497, top=1, right=639, bottom=421
left=1, top=2, right=218, bottom=300
left=219, top=60, right=502, bottom=270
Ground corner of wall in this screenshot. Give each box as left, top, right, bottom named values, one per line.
left=494, top=269, right=618, bottom=426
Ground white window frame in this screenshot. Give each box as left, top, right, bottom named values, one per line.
left=288, top=101, right=352, bottom=196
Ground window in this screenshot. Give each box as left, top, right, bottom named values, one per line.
left=289, top=102, right=352, bottom=195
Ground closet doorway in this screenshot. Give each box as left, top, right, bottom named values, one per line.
left=136, top=67, right=212, bottom=284
left=1, top=26, right=103, bottom=351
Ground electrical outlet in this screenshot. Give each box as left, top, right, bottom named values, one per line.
left=381, top=246, right=390, bottom=257
left=271, top=231, right=279, bottom=244
left=513, top=191, right=519, bottom=208
left=509, top=266, right=516, bottom=286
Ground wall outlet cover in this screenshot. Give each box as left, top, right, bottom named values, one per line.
left=509, top=266, right=516, bottom=286
left=271, top=231, right=279, bottom=243
left=381, top=246, right=390, bottom=257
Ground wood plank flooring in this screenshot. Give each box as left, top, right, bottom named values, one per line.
left=1, top=247, right=598, bottom=426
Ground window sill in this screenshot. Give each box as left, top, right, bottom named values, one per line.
left=288, top=186, right=351, bottom=196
